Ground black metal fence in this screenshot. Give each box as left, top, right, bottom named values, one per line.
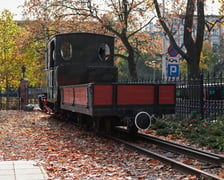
left=1, top=73, right=224, bottom=120
left=0, top=87, right=42, bottom=110
left=175, top=72, right=224, bottom=120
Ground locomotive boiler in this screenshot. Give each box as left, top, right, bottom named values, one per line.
left=39, top=32, right=175, bottom=133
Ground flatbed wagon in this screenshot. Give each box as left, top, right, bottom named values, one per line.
left=60, top=83, right=175, bottom=131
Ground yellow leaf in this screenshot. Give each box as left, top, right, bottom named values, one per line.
left=48, top=146, right=55, bottom=151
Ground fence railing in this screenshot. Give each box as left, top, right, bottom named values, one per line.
left=1, top=73, right=224, bottom=120
left=175, top=72, right=224, bottom=120
left=0, top=87, right=42, bottom=110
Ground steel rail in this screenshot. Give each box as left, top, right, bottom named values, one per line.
left=137, top=132, right=224, bottom=166
left=114, top=127, right=224, bottom=166
left=107, top=135, right=222, bottom=180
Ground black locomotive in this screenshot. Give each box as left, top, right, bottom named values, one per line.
left=39, top=32, right=175, bottom=133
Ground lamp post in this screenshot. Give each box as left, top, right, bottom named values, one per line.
left=22, top=65, right=26, bottom=78
left=162, top=0, right=166, bottom=80
left=152, top=61, right=156, bottom=82
left=44, top=0, right=48, bottom=70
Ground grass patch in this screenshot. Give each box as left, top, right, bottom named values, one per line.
left=150, top=114, right=224, bottom=152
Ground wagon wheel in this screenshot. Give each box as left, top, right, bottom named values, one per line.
left=92, top=117, right=112, bottom=133
left=127, top=122, right=138, bottom=134
left=77, top=115, right=90, bottom=130
left=93, top=117, right=101, bottom=133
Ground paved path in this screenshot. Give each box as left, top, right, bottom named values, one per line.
left=0, top=161, right=48, bottom=180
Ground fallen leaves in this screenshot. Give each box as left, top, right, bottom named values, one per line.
left=219, top=172, right=224, bottom=178
left=167, top=134, right=174, bottom=140
left=48, top=146, right=55, bottom=152
left=0, top=110, right=203, bottom=179
left=149, top=158, right=160, bottom=165
left=182, top=158, right=193, bottom=165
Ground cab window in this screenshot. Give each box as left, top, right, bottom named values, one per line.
left=61, top=42, right=72, bottom=61
left=48, top=40, right=56, bottom=68
left=98, top=43, right=110, bottom=62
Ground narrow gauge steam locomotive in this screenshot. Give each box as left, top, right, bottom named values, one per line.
left=39, top=32, right=175, bottom=133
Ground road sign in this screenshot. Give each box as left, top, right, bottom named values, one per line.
left=167, top=56, right=179, bottom=64
left=167, top=64, right=179, bottom=77
left=168, top=45, right=179, bottom=57
left=167, top=56, right=180, bottom=78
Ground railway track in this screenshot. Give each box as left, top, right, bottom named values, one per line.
left=107, top=128, right=224, bottom=180
left=136, top=131, right=224, bottom=166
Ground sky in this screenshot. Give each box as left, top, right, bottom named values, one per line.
left=0, top=0, right=25, bottom=20
left=0, top=0, right=222, bottom=20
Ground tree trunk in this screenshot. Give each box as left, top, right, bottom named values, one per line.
left=187, top=54, right=201, bottom=102
left=154, top=0, right=205, bottom=80
left=127, top=52, right=137, bottom=80
left=187, top=55, right=200, bottom=80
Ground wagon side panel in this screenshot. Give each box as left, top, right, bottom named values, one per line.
left=60, top=84, right=93, bottom=115
left=157, top=84, right=176, bottom=114
left=117, top=85, right=155, bottom=105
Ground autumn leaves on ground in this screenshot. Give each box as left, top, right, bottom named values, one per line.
left=0, top=110, right=191, bottom=179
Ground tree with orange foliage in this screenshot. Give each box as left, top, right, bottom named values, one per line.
left=23, top=0, right=159, bottom=80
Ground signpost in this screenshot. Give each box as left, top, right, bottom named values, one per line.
left=167, top=45, right=180, bottom=79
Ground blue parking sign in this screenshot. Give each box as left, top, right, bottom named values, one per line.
left=167, top=64, right=179, bottom=77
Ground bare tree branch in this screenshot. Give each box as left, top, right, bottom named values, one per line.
left=153, top=0, right=188, bottom=60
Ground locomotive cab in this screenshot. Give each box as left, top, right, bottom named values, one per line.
left=44, top=33, right=118, bottom=104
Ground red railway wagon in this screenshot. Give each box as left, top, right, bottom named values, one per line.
left=60, top=83, right=175, bottom=131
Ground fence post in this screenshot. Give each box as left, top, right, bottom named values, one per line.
left=200, top=72, right=204, bottom=119
left=20, top=78, right=28, bottom=109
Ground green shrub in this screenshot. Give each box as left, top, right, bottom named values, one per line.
left=150, top=114, right=224, bottom=152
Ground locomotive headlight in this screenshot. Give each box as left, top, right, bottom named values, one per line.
left=134, top=111, right=151, bottom=130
